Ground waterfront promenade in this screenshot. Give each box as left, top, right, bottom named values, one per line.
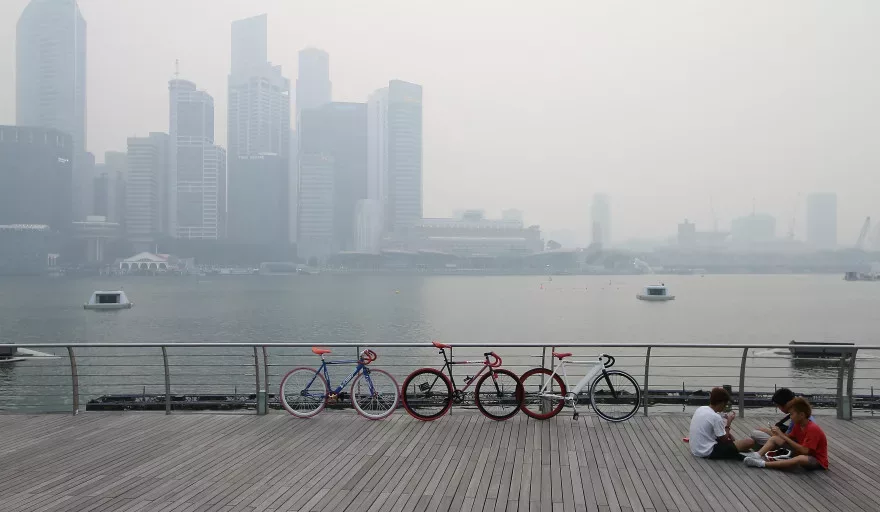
left=1, top=412, right=878, bottom=512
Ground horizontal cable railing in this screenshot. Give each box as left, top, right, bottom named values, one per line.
left=0, top=343, right=876, bottom=419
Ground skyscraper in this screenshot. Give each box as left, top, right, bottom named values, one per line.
left=591, top=194, right=611, bottom=247
left=16, top=0, right=87, bottom=220
left=296, top=48, right=332, bottom=119
left=92, top=151, right=127, bottom=230
left=298, top=102, right=368, bottom=256
left=353, top=88, right=391, bottom=253
left=806, top=193, right=838, bottom=250
left=386, top=80, right=423, bottom=232
left=169, top=79, right=225, bottom=240
left=366, top=87, right=389, bottom=202
left=126, top=133, right=169, bottom=249
left=297, top=153, right=335, bottom=261
left=0, top=126, right=73, bottom=231
left=227, top=14, right=291, bottom=245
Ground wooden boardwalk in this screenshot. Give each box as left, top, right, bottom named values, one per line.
left=1, top=411, right=879, bottom=512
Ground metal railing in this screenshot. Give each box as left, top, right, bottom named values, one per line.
left=0, top=342, right=876, bottom=419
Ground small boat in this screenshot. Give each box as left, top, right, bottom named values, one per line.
left=788, top=340, right=855, bottom=358
left=637, top=285, right=675, bottom=301
left=844, top=272, right=880, bottom=281
left=84, top=290, right=133, bottom=310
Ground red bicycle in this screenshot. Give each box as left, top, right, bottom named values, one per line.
left=400, top=341, right=524, bottom=421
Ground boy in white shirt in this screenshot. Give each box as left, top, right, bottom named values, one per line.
left=689, top=387, right=753, bottom=459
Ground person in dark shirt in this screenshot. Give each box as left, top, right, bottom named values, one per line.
left=750, top=388, right=794, bottom=446
left=744, top=397, right=828, bottom=470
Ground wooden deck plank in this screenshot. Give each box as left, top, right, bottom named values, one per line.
left=0, top=412, right=878, bottom=512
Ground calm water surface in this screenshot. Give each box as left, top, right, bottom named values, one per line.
left=1, top=274, right=878, bottom=345
left=1, top=274, right=878, bottom=411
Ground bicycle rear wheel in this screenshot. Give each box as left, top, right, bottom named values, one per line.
left=401, top=368, right=453, bottom=421
left=279, top=367, right=328, bottom=418
left=518, top=367, right=566, bottom=420
left=589, top=369, right=641, bottom=422
left=474, top=369, right=523, bottom=421
left=351, top=368, right=399, bottom=420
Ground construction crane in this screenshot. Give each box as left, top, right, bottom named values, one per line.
left=786, top=193, right=801, bottom=240
left=856, top=216, right=871, bottom=250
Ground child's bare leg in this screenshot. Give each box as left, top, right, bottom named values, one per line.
left=757, top=435, right=784, bottom=456
left=734, top=438, right=754, bottom=451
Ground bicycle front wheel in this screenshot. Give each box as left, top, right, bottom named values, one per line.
left=519, top=367, right=566, bottom=420
left=401, top=368, right=453, bottom=421
left=350, top=368, right=400, bottom=420
left=589, top=369, right=641, bottom=422
left=474, top=369, right=524, bottom=421
left=279, top=367, right=328, bottom=418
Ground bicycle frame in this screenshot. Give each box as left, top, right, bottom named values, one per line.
left=538, top=358, right=617, bottom=400
left=436, top=347, right=500, bottom=392
left=306, top=357, right=373, bottom=396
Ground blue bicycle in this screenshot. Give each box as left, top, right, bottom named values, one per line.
left=279, top=347, right=400, bottom=420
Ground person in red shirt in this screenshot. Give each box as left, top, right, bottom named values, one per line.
left=744, top=397, right=828, bottom=470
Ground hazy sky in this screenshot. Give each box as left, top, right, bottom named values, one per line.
left=1, top=0, right=879, bottom=244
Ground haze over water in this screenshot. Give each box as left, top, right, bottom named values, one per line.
left=1, top=274, right=876, bottom=346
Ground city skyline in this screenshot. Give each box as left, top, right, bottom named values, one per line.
left=1, top=0, right=878, bottom=244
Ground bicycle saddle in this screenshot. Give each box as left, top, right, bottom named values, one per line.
left=552, top=351, right=572, bottom=359
left=312, top=347, right=332, bottom=355
left=432, top=340, right=452, bottom=349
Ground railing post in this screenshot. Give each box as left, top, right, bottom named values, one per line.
left=738, top=348, right=748, bottom=418
left=837, top=348, right=857, bottom=420
left=539, top=346, right=547, bottom=414
left=67, top=347, right=79, bottom=415
left=847, top=348, right=858, bottom=410
left=161, top=346, right=171, bottom=415
left=253, top=346, right=266, bottom=415
left=835, top=352, right=846, bottom=419
left=262, top=346, right=270, bottom=410
left=643, top=347, right=651, bottom=416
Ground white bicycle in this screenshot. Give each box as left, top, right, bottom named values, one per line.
left=519, top=352, right=641, bottom=422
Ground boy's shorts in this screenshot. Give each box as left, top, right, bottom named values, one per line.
left=708, top=441, right=741, bottom=460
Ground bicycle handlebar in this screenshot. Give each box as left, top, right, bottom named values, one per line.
left=600, top=353, right=615, bottom=368
left=484, top=352, right=502, bottom=368
left=360, top=349, right=377, bottom=365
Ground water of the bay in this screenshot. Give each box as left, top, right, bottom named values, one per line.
left=1, top=274, right=879, bottom=412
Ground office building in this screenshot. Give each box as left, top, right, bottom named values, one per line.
left=297, top=153, right=335, bottom=261
left=0, top=126, right=73, bottom=231
left=169, top=79, right=225, bottom=240
left=92, top=152, right=126, bottom=227
left=298, top=102, right=368, bottom=254
left=16, top=0, right=87, bottom=220
left=806, top=193, right=838, bottom=250
left=411, top=211, right=543, bottom=258
left=227, top=14, right=291, bottom=245
left=591, top=194, right=611, bottom=247
left=385, top=80, right=423, bottom=232
left=227, top=154, right=288, bottom=245
left=126, top=133, right=169, bottom=249
left=354, top=199, right=383, bottom=253
left=296, top=48, right=332, bottom=119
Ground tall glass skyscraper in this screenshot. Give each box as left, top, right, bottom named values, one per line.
left=169, top=79, right=225, bottom=240
left=227, top=14, right=291, bottom=246
left=16, top=0, right=87, bottom=220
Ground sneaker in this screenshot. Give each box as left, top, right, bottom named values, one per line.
left=740, top=451, right=762, bottom=460
left=744, top=457, right=766, bottom=468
